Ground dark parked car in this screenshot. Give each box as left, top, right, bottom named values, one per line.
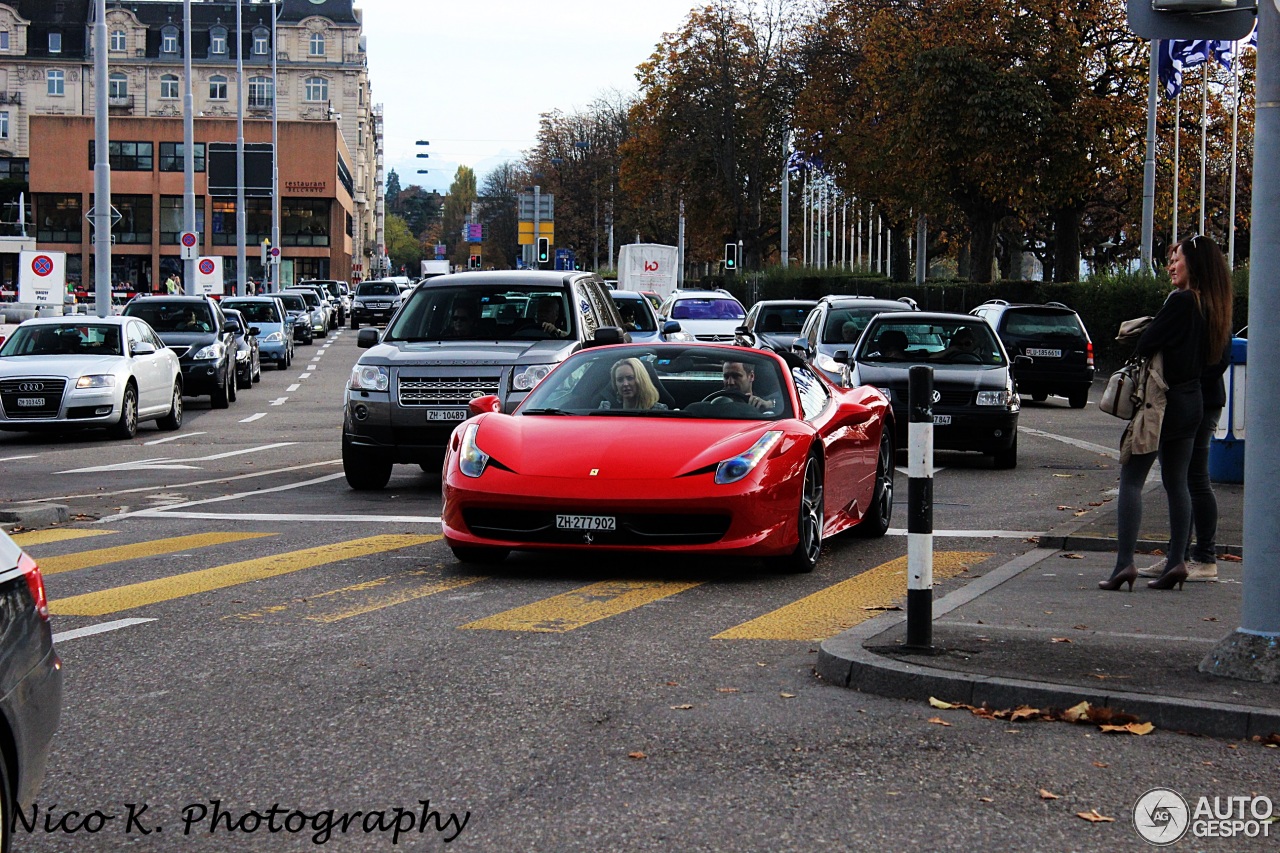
left=274, top=292, right=315, bottom=345
left=0, top=529, right=63, bottom=837
left=349, top=280, right=405, bottom=329
left=970, top=300, right=1095, bottom=408
left=343, top=270, right=629, bottom=489
left=222, top=308, right=262, bottom=388
left=845, top=312, right=1024, bottom=468
left=736, top=299, right=817, bottom=353
left=122, top=294, right=238, bottom=407
left=794, top=295, right=918, bottom=384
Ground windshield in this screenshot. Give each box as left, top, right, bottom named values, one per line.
left=757, top=305, right=812, bottom=334
left=1003, top=310, right=1084, bottom=337
left=670, top=297, right=745, bottom=322
left=125, top=302, right=215, bottom=333
left=384, top=285, right=575, bottom=342
left=357, top=282, right=399, bottom=297
left=286, top=290, right=320, bottom=308
left=822, top=304, right=912, bottom=344
left=859, top=319, right=1005, bottom=366
left=1, top=323, right=123, bottom=357
left=276, top=294, right=306, bottom=312
left=612, top=295, right=657, bottom=333
left=519, top=345, right=794, bottom=420
left=222, top=300, right=279, bottom=324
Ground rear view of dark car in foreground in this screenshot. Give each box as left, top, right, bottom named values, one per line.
left=0, top=529, right=63, bottom=841
left=971, top=300, right=1095, bottom=408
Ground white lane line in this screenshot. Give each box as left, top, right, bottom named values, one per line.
left=49, top=459, right=340, bottom=503
left=54, top=618, right=156, bottom=643
left=140, top=511, right=442, bottom=523
left=99, top=472, right=350, bottom=520
left=297, top=373, right=310, bottom=380
left=57, top=442, right=300, bottom=476
left=1021, top=427, right=1120, bottom=460
left=311, top=356, right=322, bottom=362
left=287, top=384, right=301, bottom=392
left=144, top=432, right=206, bottom=447
left=887, top=528, right=1041, bottom=539
left=270, top=398, right=288, bottom=406
left=0, top=454, right=39, bottom=462
left=239, top=413, right=266, bottom=423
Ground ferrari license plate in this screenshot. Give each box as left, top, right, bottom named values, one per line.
left=556, top=514, right=616, bottom=531
left=1026, top=348, right=1062, bottom=358
left=426, top=409, right=468, bottom=421
left=933, top=414, right=952, bottom=425
left=16, top=397, right=45, bottom=408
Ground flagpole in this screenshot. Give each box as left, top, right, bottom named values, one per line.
left=1228, top=37, right=1241, bottom=268
left=1199, top=62, right=1208, bottom=234
left=1173, top=93, right=1180, bottom=247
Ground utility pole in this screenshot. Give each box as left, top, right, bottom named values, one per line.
left=92, top=0, right=111, bottom=316
left=235, top=0, right=246, bottom=297
left=270, top=0, right=280, bottom=292
left=780, top=133, right=790, bottom=268
left=182, top=0, right=196, bottom=295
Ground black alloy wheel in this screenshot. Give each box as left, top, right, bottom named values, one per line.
left=855, top=427, right=894, bottom=538
left=769, top=453, right=824, bottom=573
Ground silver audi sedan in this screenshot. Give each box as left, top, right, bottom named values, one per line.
left=0, top=315, right=183, bottom=439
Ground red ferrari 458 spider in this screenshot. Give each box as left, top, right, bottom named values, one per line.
left=441, top=344, right=894, bottom=572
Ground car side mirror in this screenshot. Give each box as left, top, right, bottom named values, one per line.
left=588, top=326, right=626, bottom=347
left=735, top=324, right=749, bottom=335
left=662, top=320, right=682, bottom=335
left=132, top=341, right=157, bottom=356
left=249, top=326, right=261, bottom=337
left=792, top=341, right=812, bottom=359
left=357, top=328, right=380, bottom=349
left=833, top=349, right=851, bottom=365
left=468, top=395, right=501, bottom=416
left=838, top=400, right=878, bottom=426
left=1014, top=355, right=1033, bottom=366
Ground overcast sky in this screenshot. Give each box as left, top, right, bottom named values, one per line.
left=362, top=0, right=698, bottom=195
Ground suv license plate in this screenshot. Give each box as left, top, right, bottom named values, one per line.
left=16, top=397, right=45, bottom=407
left=556, top=514, right=616, bottom=531
left=933, top=415, right=952, bottom=425
left=426, top=409, right=468, bottom=421
left=1026, top=348, right=1062, bottom=358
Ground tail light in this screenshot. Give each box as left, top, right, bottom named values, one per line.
left=18, top=553, right=49, bottom=621
left=1086, top=341, right=1095, bottom=367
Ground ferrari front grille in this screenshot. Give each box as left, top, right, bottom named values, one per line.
left=462, top=509, right=731, bottom=546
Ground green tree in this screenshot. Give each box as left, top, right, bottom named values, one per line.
left=441, top=166, right=477, bottom=269
left=479, top=162, right=523, bottom=269
left=384, top=214, right=422, bottom=274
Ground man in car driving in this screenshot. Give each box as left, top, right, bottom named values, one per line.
left=711, top=361, right=775, bottom=411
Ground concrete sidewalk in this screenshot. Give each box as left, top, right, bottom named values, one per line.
left=818, top=479, right=1280, bottom=740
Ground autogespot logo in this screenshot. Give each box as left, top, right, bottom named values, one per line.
left=1134, top=788, right=1190, bottom=846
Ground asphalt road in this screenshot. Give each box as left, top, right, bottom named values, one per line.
left=2, top=330, right=1273, bottom=851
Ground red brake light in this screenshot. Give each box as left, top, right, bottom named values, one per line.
left=1086, top=341, right=1095, bottom=367
left=18, top=552, right=49, bottom=621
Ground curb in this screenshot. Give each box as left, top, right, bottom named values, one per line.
left=0, top=503, right=70, bottom=530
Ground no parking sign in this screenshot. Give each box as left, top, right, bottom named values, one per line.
left=194, top=256, right=223, bottom=295
left=18, top=250, right=66, bottom=304
left=179, top=231, right=199, bottom=260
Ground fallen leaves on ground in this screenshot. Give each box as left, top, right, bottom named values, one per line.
left=861, top=604, right=902, bottom=612
left=1061, top=553, right=1084, bottom=559
left=670, top=704, right=693, bottom=710
left=1056, top=505, right=1073, bottom=511
left=1221, top=553, right=1243, bottom=562
left=1100, top=721, right=1155, bottom=735
left=926, top=697, right=1153, bottom=734
left=627, top=751, right=647, bottom=760
left=978, top=796, right=993, bottom=802
left=1039, top=789, right=1060, bottom=800
left=1252, top=734, right=1280, bottom=746
left=1092, top=762, right=1109, bottom=768
left=1051, top=637, right=1073, bottom=643
left=716, top=687, right=739, bottom=694
left=1077, top=809, right=1115, bottom=823
left=927, top=717, right=952, bottom=727
left=780, top=692, right=796, bottom=699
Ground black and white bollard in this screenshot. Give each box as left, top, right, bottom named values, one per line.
left=905, top=364, right=934, bottom=652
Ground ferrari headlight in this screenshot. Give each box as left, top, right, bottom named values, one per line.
left=192, top=343, right=223, bottom=360
left=512, top=364, right=554, bottom=392
left=976, top=390, right=1010, bottom=407
left=349, top=364, right=389, bottom=392
left=263, top=331, right=283, bottom=342
left=458, top=422, right=490, bottom=478
left=715, top=430, right=784, bottom=485
left=75, top=374, right=116, bottom=389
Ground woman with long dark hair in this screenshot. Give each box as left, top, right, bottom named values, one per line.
left=1101, top=234, right=1234, bottom=591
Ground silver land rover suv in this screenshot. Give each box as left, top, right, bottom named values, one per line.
left=342, top=270, right=629, bottom=490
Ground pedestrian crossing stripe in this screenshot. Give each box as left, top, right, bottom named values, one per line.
left=230, top=568, right=484, bottom=624
left=712, top=552, right=992, bottom=641
left=37, top=532, right=276, bottom=576
left=11, top=529, right=118, bottom=548
left=460, top=579, right=703, bottom=633
left=49, top=534, right=440, bottom=617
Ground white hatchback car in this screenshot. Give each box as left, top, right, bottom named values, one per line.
left=0, top=315, right=183, bottom=439
left=658, top=289, right=747, bottom=343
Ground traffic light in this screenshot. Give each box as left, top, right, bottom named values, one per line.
left=469, top=254, right=481, bottom=269
left=537, top=237, right=550, bottom=265
left=724, top=243, right=738, bottom=271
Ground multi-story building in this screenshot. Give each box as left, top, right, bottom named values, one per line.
left=0, top=0, right=384, bottom=292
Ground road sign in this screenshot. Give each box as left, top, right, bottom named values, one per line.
left=195, top=256, right=223, bottom=295
left=517, top=221, right=555, bottom=245
left=179, top=231, right=199, bottom=260
left=1126, top=0, right=1256, bottom=38
left=18, top=250, right=66, bottom=303
left=84, top=205, right=123, bottom=230
left=554, top=248, right=575, bottom=271
left=517, top=193, right=555, bottom=221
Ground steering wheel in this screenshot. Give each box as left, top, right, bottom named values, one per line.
left=704, top=389, right=751, bottom=405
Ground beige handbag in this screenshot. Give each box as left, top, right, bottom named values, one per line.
left=1099, top=359, right=1145, bottom=420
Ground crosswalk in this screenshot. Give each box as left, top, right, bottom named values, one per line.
left=15, top=529, right=992, bottom=643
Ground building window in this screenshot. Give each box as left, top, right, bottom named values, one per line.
left=210, top=27, right=227, bottom=55
left=161, top=27, right=178, bottom=54
left=108, top=73, right=128, bottom=101
left=160, top=196, right=205, bottom=244
left=159, top=142, right=206, bottom=172
left=0, top=31, right=10, bottom=51
left=92, top=195, right=152, bottom=244
left=209, top=75, right=228, bottom=100
left=358, top=122, right=364, bottom=146
left=309, top=32, right=325, bottom=56
left=49, top=32, right=62, bottom=54
left=282, top=199, right=330, bottom=247
left=110, top=29, right=126, bottom=52
left=304, top=76, right=327, bottom=102
left=253, top=28, right=269, bottom=55
left=89, top=141, right=154, bottom=171
left=0, top=158, right=28, bottom=182
left=0, top=112, right=8, bottom=139
left=36, top=194, right=82, bottom=243
left=160, top=74, right=179, bottom=99
left=211, top=198, right=271, bottom=246
left=48, top=70, right=64, bottom=96
left=248, top=76, right=273, bottom=109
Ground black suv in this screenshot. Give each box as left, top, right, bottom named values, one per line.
left=794, top=295, right=918, bottom=384
left=343, top=270, right=628, bottom=489
left=122, top=295, right=237, bottom=407
left=970, top=300, right=1094, bottom=408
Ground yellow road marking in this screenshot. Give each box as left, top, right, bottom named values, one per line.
left=49, top=534, right=440, bottom=617
left=231, top=569, right=485, bottom=623
left=461, top=579, right=702, bottom=633
left=713, top=552, right=993, bottom=641
left=38, top=532, right=276, bottom=576
left=12, top=529, right=117, bottom=548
